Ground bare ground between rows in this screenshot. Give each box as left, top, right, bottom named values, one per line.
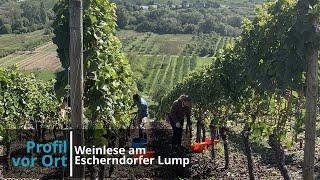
left=108, top=120, right=192, bottom=179
left=0, top=120, right=319, bottom=179
left=102, top=120, right=320, bottom=179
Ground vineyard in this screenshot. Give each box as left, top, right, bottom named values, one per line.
left=159, top=0, right=320, bottom=179
left=119, top=30, right=233, bottom=105
left=0, top=30, right=51, bottom=58
left=128, top=54, right=211, bottom=101
left=0, top=0, right=319, bottom=179
left=0, top=43, right=61, bottom=72
left=117, top=30, right=192, bottom=55
left=117, top=30, right=234, bottom=57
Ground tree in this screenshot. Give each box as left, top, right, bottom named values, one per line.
left=183, top=24, right=197, bottom=33
left=4, top=1, right=22, bottom=27
left=181, top=0, right=188, bottom=8
left=116, top=6, right=129, bottom=28
left=0, top=24, right=12, bottom=34
left=178, top=11, right=203, bottom=25
left=226, top=16, right=242, bottom=27
left=0, top=17, right=4, bottom=27
left=40, top=2, right=48, bottom=25
left=21, top=1, right=41, bottom=24
left=148, top=0, right=155, bottom=5
left=167, top=0, right=174, bottom=7
left=136, top=21, right=156, bottom=32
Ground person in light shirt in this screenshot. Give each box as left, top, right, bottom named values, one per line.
left=132, top=94, right=148, bottom=139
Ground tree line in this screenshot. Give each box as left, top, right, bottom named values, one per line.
left=0, top=0, right=55, bottom=34
left=115, top=1, right=244, bottom=36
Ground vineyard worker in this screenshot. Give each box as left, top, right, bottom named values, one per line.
left=168, top=95, right=192, bottom=148
left=132, top=94, right=149, bottom=139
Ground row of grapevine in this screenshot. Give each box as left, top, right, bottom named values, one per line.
left=127, top=54, right=212, bottom=102
left=1, top=0, right=138, bottom=177
left=0, top=67, right=64, bottom=174
left=182, top=34, right=234, bottom=57
left=177, top=56, right=185, bottom=82
left=160, top=0, right=319, bottom=179
left=0, top=43, right=60, bottom=71
left=150, top=56, right=166, bottom=92
left=124, top=33, right=153, bottom=53
left=53, top=0, right=136, bottom=136
left=119, top=31, right=193, bottom=55
left=169, top=56, right=178, bottom=89
left=0, top=68, right=63, bottom=130
left=120, top=30, right=232, bottom=57
left=160, top=56, right=173, bottom=84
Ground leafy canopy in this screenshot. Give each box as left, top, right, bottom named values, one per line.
left=52, top=0, right=135, bottom=128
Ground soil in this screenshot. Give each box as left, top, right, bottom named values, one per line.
left=0, top=120, right=319, bottom=179
left=0, top=43, right=62, bottom=72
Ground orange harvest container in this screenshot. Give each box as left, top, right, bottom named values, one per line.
left=204, top=138, right=219, bottom=146
left=133, top=150, right=155, bottom=159
left=190, top=143, right=206, bottom=153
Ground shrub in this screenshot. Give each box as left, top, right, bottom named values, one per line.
left=0, top=24, right=12, bottom=34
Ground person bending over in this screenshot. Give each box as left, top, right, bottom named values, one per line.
left=132, top=94, right=148, bottom=139
left=168, top=94, right=192, bottom=148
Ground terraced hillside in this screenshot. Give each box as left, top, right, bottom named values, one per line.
left=0, top=30, right=51, bottom=58
left=128, top=54, right=212, bottom=101
left=0, top=43, right=61, bottom=72
left=117, top=30, right=193, bottom=55
left=118, top=30, right=234, bottom=106
left=117, top=30, right=234, bottom=57
left=0, top=30, right=231, bottom=85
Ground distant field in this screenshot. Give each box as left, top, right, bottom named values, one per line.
left=118, top=30, right=232, bottom=103
left=117, top=30, right=193, bottom=55
left=117, top=30, right=234, bottom=57
left=0, top=43, right=61, bottom=80
left=0, top=30, right=227, bottom=84
left=0, top=30, right=51, bottom=58
left=128, top=54, right=212, bottom=100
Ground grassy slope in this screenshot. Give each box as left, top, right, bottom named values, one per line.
left=0, top=30, right=51, bottom=58
left=117, top=30, right=192, bottom=55
left=0, top=42, right=60, bottom=81
left=129, top=54, right=212, bottom=101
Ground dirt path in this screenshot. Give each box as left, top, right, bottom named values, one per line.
left=109, top=119, right=192, bottom=179
left=1, top=120, right=318, bottom=179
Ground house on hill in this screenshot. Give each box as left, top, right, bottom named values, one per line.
left=150, top=5, right=158, bottom=9
left=140, top=5, right=158, bottom=10
left=140, top=5, right=149, bottom=10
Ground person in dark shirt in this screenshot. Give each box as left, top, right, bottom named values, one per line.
left=168, top=94, right=192, bottom=148
left=132, top=94, right=148, bottom=139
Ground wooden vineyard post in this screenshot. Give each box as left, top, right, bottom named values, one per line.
left=303, top=32, right=318, bottom=180
left=242, top=125, right=255, bottom=180
left=301, top=0, right=319, bottom=179
left=69, top=0, right=84, bottom=178
left=209, top=124, right=216, bottom=160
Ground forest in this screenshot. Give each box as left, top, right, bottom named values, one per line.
left=113, top=0, right=258, bottom=35
left=0, top=0, right=56, bottom=34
